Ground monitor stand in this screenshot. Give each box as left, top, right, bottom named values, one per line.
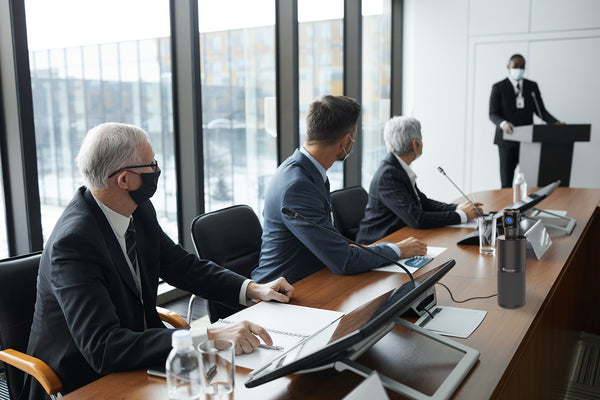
left=530, top=208, right=576, bottom=236
left=333, top=318, right=480, bottom=400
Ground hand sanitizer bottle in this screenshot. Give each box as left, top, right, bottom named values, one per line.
left=512, top=165, right=527, bottom=202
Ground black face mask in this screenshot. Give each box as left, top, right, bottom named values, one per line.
left=129, top=170, right=161, bottom=205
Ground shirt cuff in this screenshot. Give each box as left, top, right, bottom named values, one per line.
left=381, top=242, right=402, bottom=258
left=455, top=209, right=468, bottom=223
left=239, top=278, right=253, bottom=306
left=500, top=120, right=509, bottom=129
left=190, top=326, right=208, bottom=348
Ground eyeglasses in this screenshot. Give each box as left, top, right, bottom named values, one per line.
left=108, top=159, right=159, bottom=178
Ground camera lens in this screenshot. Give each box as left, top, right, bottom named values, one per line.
left=506, top=217, right=513, bottom=224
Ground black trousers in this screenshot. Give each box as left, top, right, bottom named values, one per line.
left=498, top=144, right=520, bottom=188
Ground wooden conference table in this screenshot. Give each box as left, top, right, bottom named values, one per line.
left=63, top=187, right=600, bottom=400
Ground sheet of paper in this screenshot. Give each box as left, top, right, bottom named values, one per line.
left=447, top=220, right=478, bottom=229
left=215, top=302, right=344, bottom=369
left=374, top=246, right=447, bottom=274
left=415, top=306, right=486, bottom=338
left=342, top=372, right=390, bottom=400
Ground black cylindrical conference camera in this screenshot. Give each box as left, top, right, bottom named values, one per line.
left=497, top=209, right=527, bottom=309
left=502, top=208, right=520, bottom=239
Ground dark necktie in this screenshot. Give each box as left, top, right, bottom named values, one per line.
left=125, top=220, right=142, bottom=296
left=325, top=177, right=331, bottom=206
left=516, top=82, right=521, bottom=97
left=125, top=219, right=146, bottom=328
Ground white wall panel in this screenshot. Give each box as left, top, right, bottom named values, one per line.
left=531, top=0, right=600, bottom=32
left=403, top=0, right=469, bottom=203
left=469, top=0, right=531, bottom=36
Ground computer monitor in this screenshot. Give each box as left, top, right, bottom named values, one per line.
left=245, top=259, right=456, bottom=388
left=492, top=179, right=560, bottom=220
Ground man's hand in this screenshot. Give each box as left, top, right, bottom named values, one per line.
left=207, top=321, right=272, bottom=355
left=458, top=201, right=484, bottom=221
left=500, top=121, right=514, bottom=134
left=395, top=237, right=427, bottom=258
left=247, top=278, right=294, bottom=303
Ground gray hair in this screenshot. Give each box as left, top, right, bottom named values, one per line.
left=76, top=122, right=150, bottom=191
left=383, top=116, right=422, bottom=155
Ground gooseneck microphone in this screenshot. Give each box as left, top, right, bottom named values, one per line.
left=281, top=206, right=414, bottom=282
left=437, top=167, right=483, bottom=218
left=531, top=91, right=543, bottom=118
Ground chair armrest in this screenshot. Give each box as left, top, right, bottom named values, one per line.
left=156, top=306, right=189, bottom=328
left=0, top=349, right=62, bottom=396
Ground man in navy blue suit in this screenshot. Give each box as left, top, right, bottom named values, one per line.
left=27, top=123, right=294, bottom=398
left=252, top=95, right=427, bottom=285
left=356, top=117, right=483, bottom=244
left=489, top=54, right=562, bottom=187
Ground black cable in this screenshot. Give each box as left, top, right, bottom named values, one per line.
left=436, top=282, right=497, bottom=304
left=422, top=307, right=434, bottom=319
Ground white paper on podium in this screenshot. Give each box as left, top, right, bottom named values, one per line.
left=503, top=124, right=533, bottom=142
left=374, top=246, right=447, bottom=274
left=415, top=306, right=486, bottom=339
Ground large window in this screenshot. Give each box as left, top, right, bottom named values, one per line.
left=198, top=0, right=278, bottom=217
left=361, top=1, right=392, bottom=189
left=24, top=0, right=178, bottom=241
left=298, top=0, right=344, bottom=190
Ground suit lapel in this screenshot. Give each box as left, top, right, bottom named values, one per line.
left=385, top=153, right=420, bottom=204
left=82, top=188, right=143, bottom=299
left=293, top=150, right=331, bottom=212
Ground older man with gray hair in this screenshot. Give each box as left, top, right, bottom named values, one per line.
left=26, top=122, right=294, bottom=398
left=357, top=116, right=482, bottom=244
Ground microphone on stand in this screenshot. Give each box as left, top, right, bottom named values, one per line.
left=437, top=167, right=483, bottom=218
left=281, top=206, right=414, bottom=282
left=531, top=91, right=543, bottom=118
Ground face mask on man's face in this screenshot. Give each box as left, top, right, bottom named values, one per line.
left=509, top=68, right=525, bottom=81
left=128, top=170, right=161, bottom=205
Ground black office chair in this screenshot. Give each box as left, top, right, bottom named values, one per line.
left=0, top=252, right=188, bottom=400
left=189, top=205, right=262, bottom=323
left=330, top=185, right=369, bottom=241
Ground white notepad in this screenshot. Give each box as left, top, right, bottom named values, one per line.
left=415, top=306, right=486, bottom=338
left=213, top=302, right=344, bottom=369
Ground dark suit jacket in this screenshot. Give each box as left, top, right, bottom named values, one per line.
left=489, top=78, right=558, bottom=147
left=252, top=149, right=398, bottom=284
left=27, top=187, right=246, bottom=398
left=357, top=153, right=459, bottom=244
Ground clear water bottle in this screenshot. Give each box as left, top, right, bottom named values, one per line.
left=512, top=168, right=527, bottom=202
left=166, top=330, right=202, bottom=400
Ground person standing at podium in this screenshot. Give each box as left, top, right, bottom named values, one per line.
left=489, top=54, right=562, bottom=188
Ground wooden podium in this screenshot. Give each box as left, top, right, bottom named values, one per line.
left=503, top=124, right=591, bottom=186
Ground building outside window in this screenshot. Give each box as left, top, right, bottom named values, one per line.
left=361, top=1, right=392, bottom=190
left=24, top=0, right=178, bottom=242
left=198, top=0, right=278, bottom=217
left=298, top=0, right=345, bottom=190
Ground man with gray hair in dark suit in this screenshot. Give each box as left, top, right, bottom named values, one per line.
left=357, top=116, right=483, bottom=244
